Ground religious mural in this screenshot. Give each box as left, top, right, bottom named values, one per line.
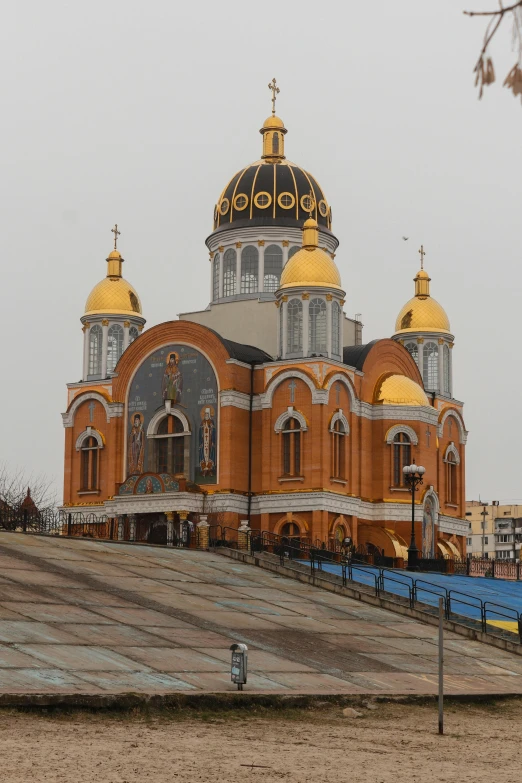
left=127, top=344, right=218, bottom=484
left=422, top=495, right=436, bottom=558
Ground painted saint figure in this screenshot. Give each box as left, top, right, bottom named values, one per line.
left=162, top=352, right=183, bottom=412
left=198, top=407, right=216, bottom=477
left=128, top=413, right=145, bottom=474
left=422, top=496, right=435, bottom=558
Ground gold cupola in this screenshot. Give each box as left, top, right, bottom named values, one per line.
left=394, top=246, right=450, bottom=335
left=374, top=374, right=430, bottom=406
left=84, top=227, right=142, bottom=317
left=278, top=217, right=343, bottom=291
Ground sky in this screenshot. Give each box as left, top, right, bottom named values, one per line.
left=0, top=0, right=520, bottom=504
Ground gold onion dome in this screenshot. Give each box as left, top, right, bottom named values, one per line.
left=375, top=374, right=430, bottom=406
left=84, top=248, right=142, bottom=317
left=394, top=266, right=450, bottom=335
left=279, top=218, right=343, bottom=291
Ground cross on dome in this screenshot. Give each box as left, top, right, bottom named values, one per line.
left=111, top=224, right=121, bottom=250
left=418, top=244, right=426, bottom=270
left=268, top=78, right=280, bottom=115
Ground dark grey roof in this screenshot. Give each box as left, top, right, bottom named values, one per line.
left=342, top=340, right=380, bottom=371
left=205, top=327, right=273, bottom=364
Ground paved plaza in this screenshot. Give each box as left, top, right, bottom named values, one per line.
left=0, top=532, right=521, bottom=697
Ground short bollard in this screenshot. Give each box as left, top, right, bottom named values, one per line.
left=230, top=643, right=248, bottom=691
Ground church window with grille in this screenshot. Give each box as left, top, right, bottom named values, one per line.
left=155, top=416, right=186, bottom=475
left=264, top=244, right=283, bottom=292
left=446, top=452, right=457, bottom=504
left=272, top=133, right=279, bottom=154
left=107, top=324, right=124, bottom=374
left=405, top=342, right=419, bottom=367
left=423, top=342, right=439, bottom=389
left=88, top=324, right=102, bottom=377
left=331, top=419, right=346, bottom=479
left=223, top=248, right=237, bottom=296
left=288, top=246, right=299, bottom=260
left=287, top=298, right=303, bottom=354
left=393, top=432, right=411, bottom=487
left=240, top=246, right=258, bottom=293
left=332, top=301, right=341, bottom=356
left=309, top=298, right=327, bottom=354
left=282, top=418, right=301, bottom=477
left=128, top=326, right=139, bottom=344
left=81, top=436, right=100, bottom=491
left=213, top=253, right=220, bottom=300
left=443, top=344, right=451, bottom=395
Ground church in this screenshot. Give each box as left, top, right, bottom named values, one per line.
left=61, top=82, right=468, bottom=559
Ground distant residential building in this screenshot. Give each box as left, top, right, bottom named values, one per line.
left=466, top=501, right=522, bottom=559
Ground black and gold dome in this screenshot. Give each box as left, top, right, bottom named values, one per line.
left=211, top=113, right=332, bottom=236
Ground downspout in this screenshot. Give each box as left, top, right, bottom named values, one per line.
left=247, top=361, right=255, bottom=526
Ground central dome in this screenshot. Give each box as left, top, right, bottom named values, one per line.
left=211, top=114, right=332, bottom=236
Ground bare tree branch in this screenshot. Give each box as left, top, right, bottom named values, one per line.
left=465, top=2, right=522, bottom=101
left=0, top=462, right=57, bottom=514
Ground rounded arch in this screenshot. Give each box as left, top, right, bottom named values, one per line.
left=358, top=525, right=408, bottom=559
left=438, top=408, right=467, bottom=445
left=75, top=427, right=105, bottom=451
left=263, top=369, right=317, bottom=408
left=273, top=514, right=309, bottom=536
left=385, top=424, right=419, bottom=445
left=329, top=409, right=350, bottom=433
left=147, top=408, right=191, bottom=437
left=274, top=407, right=308, bottom=433
left=65, top=391, right=112, bottom=426
left=323, top=372, right=357, bottom=412
left=444, top=442, right=460, bottom=465
left=422, top=487, right=440, bottom=515
left=330, top=515, right=351, bottom=540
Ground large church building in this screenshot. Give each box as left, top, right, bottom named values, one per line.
left=62, top=89, right=468, bottom=558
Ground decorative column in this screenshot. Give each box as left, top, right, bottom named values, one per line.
left=82, top=323, right=90, bottom=381
left=117, top=515, right=125, bottom=541
left=128, top=514, right=137, bottom=542
left=282, top=239, right=289, bottom=267
left=197, top=515, right=209, bottom=549
left=438, top=338, right=444, bottom=394
left=417, top=338, right=424, bottom=384
left=258, top=241, right=265, bottom=292
left=238, top=519, right=251, bottom=551
left=165, top=511, right=175, bottom=546
left=302, top=294, right=310, bottom=357
left=123, top=321, right=130, bottom=351
left=218, top=245, right=224, bottom=298
left=281, top=296, right=288, bottom=358
left=101, top=319, right=109, bottom=378
left=178, top=510, right=189, bottom=547
left=235, top=243, right=241, bottom=295
left=326, top=294, right=333, bottom=358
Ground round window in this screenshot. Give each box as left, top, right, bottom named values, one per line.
left=219, top=198, right=230, bottom=216
left=278, top=192, right=295, bottom=209
left=233, top=193, right=249, bottom=211
left=318, top=199, right=328, bottom=217
left=300, top=194, right=315, bottom=214
left=254, top=191, right=272, bottom=209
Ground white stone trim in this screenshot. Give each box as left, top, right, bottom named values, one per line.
left=261, top=369, right=318, bottom=408
left=443, top=441, right=461, bottom=465
left=438, top=513, right=468, bottom=537
left=62, top=392, right=112, bottom=428
left=220, top=389, right=262, bottom=411
left=329, top=409, right=350, bottom=434
left=385, top=424, right=419, bottom=445
left=438, top=408, right=467, bottom=445
left=324, top=373, right=357, bottom=412
left=75, top=427, right=104, bottom=451
left=274, top=406, right=308, bottom=433
left=146, top=408, right=191, bottom=437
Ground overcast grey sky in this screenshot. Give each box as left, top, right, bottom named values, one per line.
left=0, top=1, right=519, bottom=503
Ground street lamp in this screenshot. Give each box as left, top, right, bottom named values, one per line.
left=403, top=463, right=426, bottom=570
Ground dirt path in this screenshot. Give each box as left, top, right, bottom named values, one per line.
left=1, top=700, right=520, bottom=782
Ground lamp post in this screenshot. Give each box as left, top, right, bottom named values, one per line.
left=403, top=463, right=425, bottom=570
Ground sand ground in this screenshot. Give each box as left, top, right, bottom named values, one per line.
left=1, top=700, right=521, bottom=783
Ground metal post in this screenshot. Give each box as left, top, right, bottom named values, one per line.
left=407, top=475, right=420, bottom=570
left=438, top=597, right=444, bottom=735
left=23, top=509, right=27, bottom=533
left=67, top=513, right=72, bottom=537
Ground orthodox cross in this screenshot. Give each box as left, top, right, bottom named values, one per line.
left=448, top=418, right=453, bottom=436
left=268, top=78, right=279, bottom=115
left=289, top=379, right=297, bottom=403
left=335, top=382, right=341, bottom=406
left=88, top=401, right=96, bottom=423
left=111, top=223, right=121, bottom=250
left=425, top=427, right=431, bottom=447
left=418, top=244, right=426, bottom=270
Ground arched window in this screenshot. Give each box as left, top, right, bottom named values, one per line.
left=81, top=436, right=100, bottom=491
left=423, top=342, right=439, bottom=390
left=272, top=133, right=279, bottom=154
left=88, top=324, right=102, bottom=377
left=443, top=344, right=451, bottom=395
left=405, top=342, right=419, bottom=367
left=287, top=298, right=303, bottom=354
left=155, top=416, right=187, bottom=475
left=264, top=244, right=283, bottom=292
left=309, top=298, right=327, bottom=354
left=128, top=326, right=139, bottom=344
left=107, top=324, right=124, bottom=374
left=288, top=246, right=300, bottom=260
left=331, top=419, right=346, bottom=479
left=240, top=246, right=258, bottom=293
left=446, top=452, right=457, bottom=504
left=223, top=248, right=237, bottom=296
left=282, top=417, right=301, bottom=477
left=281, top=521, right=300, bottom=538
left=393, top=432, right=411, bottom=487
left=332, top=301, right=341, bottom=356
left=213, top=253, right=220, bottom=300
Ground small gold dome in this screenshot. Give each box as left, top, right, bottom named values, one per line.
left=375, top=374, right=430, bottom=406
left=394, top=265, right=451, bottom=335
left=278, top=217, right=343, bottom=291
left=262, top=114, right=285, bottom=129
left=84, top=276, right=142, bottom=317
